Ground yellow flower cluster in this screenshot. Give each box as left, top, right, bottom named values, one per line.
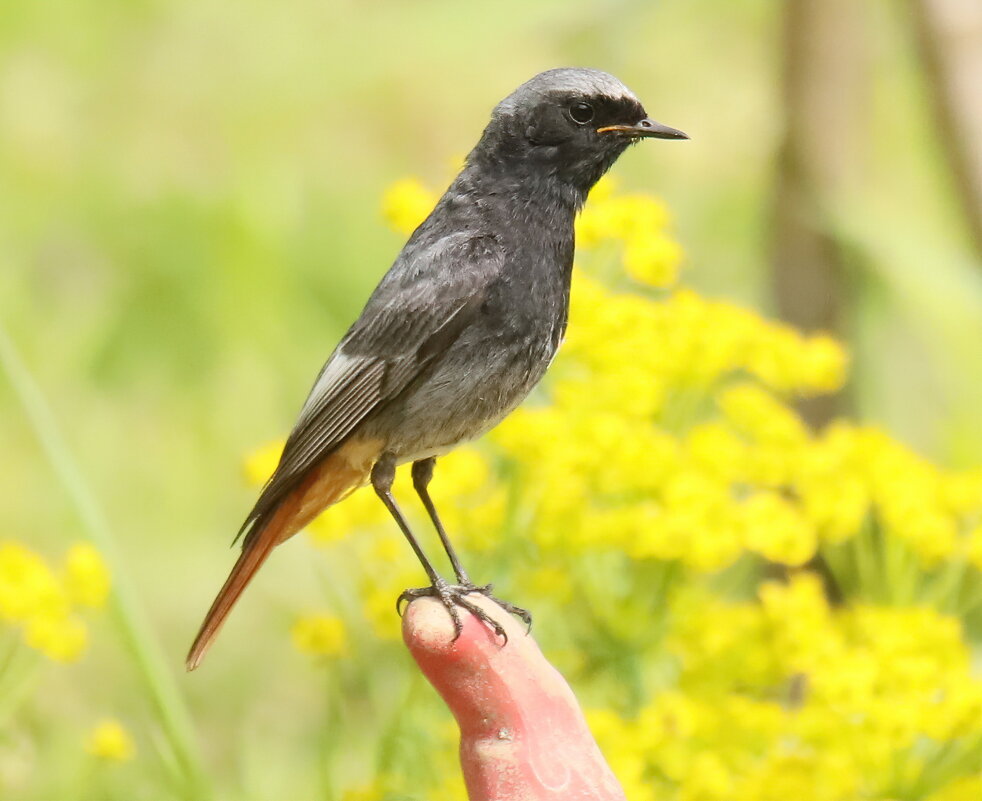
left=576, top=176, right=683, bottom=287
left=244, top=177, right=982, bottom=799
left=0, top=542, right=110, bottom=662
left=591, top=574, right=982, bottom=801
left=85, top=718, right=136, bottom=761
left=491, top=269, right=860, bottom=571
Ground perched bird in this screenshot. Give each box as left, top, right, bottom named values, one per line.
left=187, top=68, right=687, bottom=670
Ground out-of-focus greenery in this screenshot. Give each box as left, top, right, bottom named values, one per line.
left=2, top=1, right=981, bottom=800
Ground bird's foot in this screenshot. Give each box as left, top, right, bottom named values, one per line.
left=462, top=582, right=533, bottom=631
left=397, top=580, right=531, bottom=644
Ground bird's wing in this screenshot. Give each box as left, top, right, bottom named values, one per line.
left=237, top=233, right=499, bottom=546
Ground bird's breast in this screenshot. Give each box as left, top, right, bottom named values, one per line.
left=371, top=265, right=568, bottom=461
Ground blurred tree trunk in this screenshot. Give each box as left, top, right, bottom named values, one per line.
left=771, top=0, right=869, bottom=428
left=770, top=0, right=869, bottom=604
left=911, top=0, right=982, bottom=260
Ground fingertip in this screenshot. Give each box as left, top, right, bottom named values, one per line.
left=402, top=596, right=460, bottom=656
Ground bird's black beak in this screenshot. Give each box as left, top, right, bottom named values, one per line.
left=597, top=118, right=689, bottom=140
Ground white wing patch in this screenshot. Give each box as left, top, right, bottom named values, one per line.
left=296, top=351, right=361, bottom=427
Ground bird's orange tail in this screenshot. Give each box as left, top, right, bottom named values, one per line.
left=185, top=517, right=283, bottom=671
left=186, top=439, right=380, bottom=671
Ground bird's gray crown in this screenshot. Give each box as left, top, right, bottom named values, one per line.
left=494, top=68, right=639, bottom=116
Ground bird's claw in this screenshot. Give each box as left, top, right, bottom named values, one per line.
left=396, top=581, right=531, bottom=643
left=465, top=583, right=533, bottom=632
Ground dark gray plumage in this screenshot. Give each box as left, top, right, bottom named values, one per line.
left=188, top=67, right=687, bottom=669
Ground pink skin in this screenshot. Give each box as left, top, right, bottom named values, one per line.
left=403, top=595, right=627, bottom=801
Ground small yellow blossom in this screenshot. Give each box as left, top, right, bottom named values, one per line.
left=740, top=491, right=817, bottom=566
left=587, top=173, right=618, bottom=204
left=307, top=486, right=386, bottom=544
left=290, top=613, right=348, bottom=657
left=623, top=229, right=683, bottom=287
left=24, top=613, right=87, bottom=662
left=797, top=333, right=848, bottom=392
left=718, top=383, right=809, bottom=447
left=62, top=543, right=110, bottom=608
left=243, top=439, right=284, bottom=487
left=577, top=191, right=672, bottom=248
left=85, top=719, right=136, bottom=761
left=0, top=542, right=65, bottom=622
left=381, top=177, right=436, bottom=235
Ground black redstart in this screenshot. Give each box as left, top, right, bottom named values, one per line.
left=187, top=68, right=687, bottom=670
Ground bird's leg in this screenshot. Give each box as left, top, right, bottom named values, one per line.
left=371, top=454, right=508, bottom=642
left=372, top=455, right=443, bottom=586
left=411, top=457, right=472, bottom=584
left=411, top=457, right=532, bottom=631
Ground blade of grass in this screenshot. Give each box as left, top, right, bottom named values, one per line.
left=0, top=321, right=211, bottom=800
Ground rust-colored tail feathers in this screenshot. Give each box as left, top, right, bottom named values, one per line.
left=186, top=441, right=378, bottom=671
left=185, top=517, right=283, bottom=671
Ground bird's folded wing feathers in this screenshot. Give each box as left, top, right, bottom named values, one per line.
left=236, top=234, right=500, bottom=545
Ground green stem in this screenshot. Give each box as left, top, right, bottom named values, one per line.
left=884, top=532, right=919, bottom=606
left=927, top=555, right=969, bottom=613
left=0, top=322, right=210, bottom=799
left=852, top=521, right=881, bottom=603
left=0, top=640, right=41, bottom=728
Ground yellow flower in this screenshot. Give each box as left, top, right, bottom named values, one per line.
left=718, top=383, right=809, bottom=447
left=85, top=719, right=135, bottom=761
left=0, top=542, right=66, bottom=622
left=623, top=229, right=683, bottom=287
left=306, top=486, right=386, bottom=544
left=587, top=173, right=618, bottom=204
left=579, top=192, right=672, bottom=246
left=243, top=439, right=284, bottom=487
left=889, top=511, right=959, bottom=567
left=290, top=613, right=348, bottom=657
left=0, top=542, right=114, bottom=661
left=797, top=333, right=848, bottom=393
left=429, top=446, right=489, bottom=496
left=685, top=422, right=748, bottom=482
left=380, top=177, right=436, bottom=235
left=24, top=613, right=87, bottom=662
left=759, top=573, right=833, bottom=667
left=424, top=446, right=507, bottom=548
left=62, top=543, right=110, bottom=608
left=740, top=491, right=817, bottom=566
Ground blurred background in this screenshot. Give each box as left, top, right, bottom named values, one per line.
left=2, top=0, right=981, bottom=799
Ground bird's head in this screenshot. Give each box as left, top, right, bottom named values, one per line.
left=471, top=68, right=687, bottom=197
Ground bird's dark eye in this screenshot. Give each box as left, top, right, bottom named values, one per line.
left=568, top=101, right=594, bottom=125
